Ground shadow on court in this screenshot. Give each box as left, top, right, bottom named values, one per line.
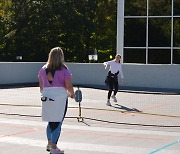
left=112, top=104, right=142, bottom=112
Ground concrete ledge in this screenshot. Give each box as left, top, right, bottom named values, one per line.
left=0, top=62, right=180, bottom=91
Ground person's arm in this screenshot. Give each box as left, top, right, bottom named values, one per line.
left=65, top=78, right=75, bottom=98
left=119, top=65, right=125, bottom=85
left=103, top=61, right=112, bottom=69
left=103, top=62, right=108, bottom=69
left=39, top=78, right=43, bottom=92
left=38, top=68, right=44, bottom=93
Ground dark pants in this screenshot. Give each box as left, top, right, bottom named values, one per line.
left=46, top=99, right=68, bottom=144
left=107, top=76, right=119, bottom=99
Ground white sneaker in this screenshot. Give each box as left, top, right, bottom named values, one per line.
left=46, top=145, right=51, bottom=152
left=112, top=95, right=117, bottom=102
left=50, top=147, right=64, bottom=154
left=106, top=100, right=111, bottom=106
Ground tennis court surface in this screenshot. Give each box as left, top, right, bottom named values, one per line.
left=0, top=86, right=180, bottom=154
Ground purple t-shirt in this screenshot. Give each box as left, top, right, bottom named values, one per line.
left=38, top=65, right=72, bottom=88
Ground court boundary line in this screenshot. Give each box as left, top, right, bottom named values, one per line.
left=1, top=112, right=180, bottom=128
left=148, top=140, right=180, bottom=153
left=1, top=104, right=180, bottom=118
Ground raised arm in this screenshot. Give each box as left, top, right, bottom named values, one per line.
left=103, top=61, right=112, bottom=69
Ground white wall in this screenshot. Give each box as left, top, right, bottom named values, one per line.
left=0, top=62, right=179, bottom=90
left=0, top=62, right=45, bottom=84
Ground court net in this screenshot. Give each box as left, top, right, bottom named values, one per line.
left=0, top=85, right=180, bottom=127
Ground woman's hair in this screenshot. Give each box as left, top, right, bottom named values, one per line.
left=47, top=47, right=67, bottom=70
left=115, top=54, right=121, bottom=63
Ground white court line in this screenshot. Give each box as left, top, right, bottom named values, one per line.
left=0, top=136, right=153, bottom=154
left=0, top=118, right=179, bottom=137
left=0, top=136, right=179, bottom=154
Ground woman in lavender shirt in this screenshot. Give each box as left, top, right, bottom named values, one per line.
left=38, top=47, right=75, bottom=154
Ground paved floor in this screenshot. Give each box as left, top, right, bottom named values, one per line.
left=0, top=116, right=180, bottom=154
left=0, top=86, right=180, bottom=154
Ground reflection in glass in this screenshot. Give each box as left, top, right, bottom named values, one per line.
left=124, top=49, right=146, bottom=63
left=173, top=49, right=180, bottom=64
left=149, top=0, right=171, bottom=16
left=125, top=0, right=146, bottom=16
left=174, top=0, right=180, bottom=15
left=149, top=18, right=171, bottom=47
left=148, top=49, right=171, bottom=64
left=124, top=19, right=146, bottom=47
left=174, top=18, right=180, bottom=47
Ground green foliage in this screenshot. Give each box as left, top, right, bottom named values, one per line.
left=0, top=0, right=117, bottom=62
left=0, top=0, right=179, bottom=63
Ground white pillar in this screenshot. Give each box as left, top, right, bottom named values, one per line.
left=117, top=0, right=125, bottom=63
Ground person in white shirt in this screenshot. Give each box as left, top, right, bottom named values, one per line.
left=103, top=54, right=124, bottom=106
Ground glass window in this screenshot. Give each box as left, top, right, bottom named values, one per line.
left=149, top=0, right=171, bottom=16
left=124, top=49, right=146, bottom=63
left=173, top=49, right=180, bottom=64
left=148, top=18, right=171, bottom=47
left=148, top=49, right=171, bottom=64
left=174, top=18, right=180, bottom=47
left=123, top=0, right=180, bottom=64
left=124, top=18, right=146, bottom=47
left=125, top=0, right=146, bottom=16
left=174, top=0, right=180, bottom=16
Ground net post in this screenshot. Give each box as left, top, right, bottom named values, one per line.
left=76, top=86, right=84, bottom=122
